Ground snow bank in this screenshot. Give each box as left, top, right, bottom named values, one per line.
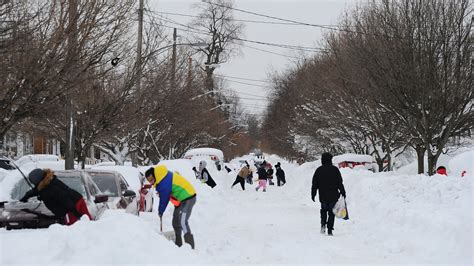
left=0, top=149, right=472, bottom=264
left=333, top=153, right=374, bottom=163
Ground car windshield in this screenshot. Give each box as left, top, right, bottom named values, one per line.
left=89, top=173, right=118, bottom=197
left=56, top=175, right=87, bottom=198
left=10, top=174, right=86, bottom=200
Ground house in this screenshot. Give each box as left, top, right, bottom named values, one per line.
left=0, top=131, right=60, bottom=159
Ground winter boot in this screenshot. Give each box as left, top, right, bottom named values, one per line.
left=263, top=189, right=266, bottom=192
left=320, top=225, right=326, bottom=234
left=255, top=187, right=259, bottom=191
left=175, top=231, right=183, bottom=247
left=328, top=229, right=333, bottom=236
left=184, top=233, right=195, bottom=249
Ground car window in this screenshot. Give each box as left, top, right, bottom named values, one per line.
left=89, top=173, right=119, bottom=197
left=119, top=177, right=128, bottom=192
left=57, top=176, right=87, bottom=198
left=10, top=178, right=33, bottom=200
left=88, top=181, right=98, bottom=196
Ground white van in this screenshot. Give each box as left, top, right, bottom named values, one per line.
left=184, top=148, right=224, bottom=171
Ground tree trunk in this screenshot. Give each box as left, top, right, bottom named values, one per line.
left=205, top=66, right=214, bottom=92
left=415, top=145, right=425, bottom=174
left=427, top=150, right=441, bottom=176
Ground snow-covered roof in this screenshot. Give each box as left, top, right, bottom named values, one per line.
left=333, top=153, right=375, bottom=164
left=183, top=148, right=224, bottom=160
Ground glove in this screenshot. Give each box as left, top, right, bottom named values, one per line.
left=19, top=189, right=35, bottom=202
left=19, top=195, right=29, bottom=202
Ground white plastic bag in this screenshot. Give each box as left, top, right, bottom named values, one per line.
left=333, top=196, right=347, bottom=219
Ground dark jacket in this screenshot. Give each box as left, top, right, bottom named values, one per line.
left=276, top=167, right=285, bottom=180
left=21, top=176, right=83, bottom=218
left=257, top=167, right=268, bottom=180
left=201, top=168, right=217, bottom=188
left=311, top=154, right=346, bottom=203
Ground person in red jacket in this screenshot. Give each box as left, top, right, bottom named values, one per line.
left=436, top=166, right=447, bottom=176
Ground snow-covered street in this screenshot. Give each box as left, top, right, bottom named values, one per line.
left=1, top=152, right=472, bottom=265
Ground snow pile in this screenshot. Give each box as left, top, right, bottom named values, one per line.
left=0, top=149, right=472, bottom=264
left=333, top=153, right=374, bottom=163
left=396, top=151, right=472, bottom=176
left=0, top=210, right=198, bottom=265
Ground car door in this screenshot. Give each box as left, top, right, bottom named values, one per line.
left=118, top=175, right=138, bottom=215
left=86, top=178, right=108, bottom=220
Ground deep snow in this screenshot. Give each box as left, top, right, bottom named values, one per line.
left=0, top=152, right=472, bottom=265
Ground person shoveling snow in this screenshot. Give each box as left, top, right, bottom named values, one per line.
left=145, top=165, right=197, bottom=249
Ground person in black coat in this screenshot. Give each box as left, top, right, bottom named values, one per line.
left=19, top=168, right=92, bottom=225
left=311, top=153, right=346, bottom=236
left=275, top=162, right=286, bottom=186
left=197, top=161, right=217, bottom=188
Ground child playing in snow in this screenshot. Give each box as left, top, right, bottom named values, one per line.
left=256, top=163, right=268, bottom=192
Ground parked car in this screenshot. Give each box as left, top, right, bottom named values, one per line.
left=332, top=153, right=378, bottom=172
left=85, top=170, right=139, bottom=215
left=90, top=165, right=153, bottom=212
left=0, top=170, right=109, bottom=230
left=15, top=154, right=60, bottom=167
left=184, top=148, right=224, bottom=171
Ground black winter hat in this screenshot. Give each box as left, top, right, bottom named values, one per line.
left=275, top=162, right=281, bottom=168
left=145, top=167, right=155, bottom=178
left=28, top=168, right=45, bottom=186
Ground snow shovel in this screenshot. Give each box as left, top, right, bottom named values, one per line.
left=160, top=216, right=176, bottom=242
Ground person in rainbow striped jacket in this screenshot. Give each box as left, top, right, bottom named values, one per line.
left=145, top=165, right=197, bottom=249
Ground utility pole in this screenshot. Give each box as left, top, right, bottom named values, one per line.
left=171, top=28, right=177, bottom=89
left=65, top=0, right=78, bottom=170
left=187, top=57, right=193, bottom=89
left=136, top=0, right=144, bottom=91
left=131, top=0, right=144, bottom=167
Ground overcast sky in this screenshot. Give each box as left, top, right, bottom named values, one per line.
left=151, top=0, right=359, bottom=117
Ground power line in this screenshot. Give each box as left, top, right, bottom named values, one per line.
left=146, top=9, right=327, bottom=53
left=202, top=0, right=466, bottom=44
left=215, top=74, right=271, bottom=83
left=220, top=78, right=272, bottom=88
left=152, top=10, right=339, bottom=27
left=241, top=43, right=300, bottom=59
left=201, top=0, right=342, bottom=31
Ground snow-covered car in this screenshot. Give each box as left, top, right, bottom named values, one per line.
left=89, top=165, right=153, bottom=212
left=184, top=148, right=224, bottom=171
left=85, top=169, right=139, bottom=215
left=0, top=170, right=109, bottom=230
left=14, top=154, right=60, bottom=167
left=332, top=154, right=378, bottom=172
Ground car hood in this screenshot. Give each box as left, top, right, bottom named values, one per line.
left=0, top=201, right=60, bottom=230
left=0, top=201, right=55, bottom=221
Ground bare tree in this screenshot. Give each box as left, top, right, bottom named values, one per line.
left=0, top=0, right=137, bottom=146
left=336, top=0, right=473, bottom=174
left=189, top=0, right=244, bottom=92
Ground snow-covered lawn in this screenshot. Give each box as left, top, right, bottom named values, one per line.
left=0, top=153, right=472, bottom=265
